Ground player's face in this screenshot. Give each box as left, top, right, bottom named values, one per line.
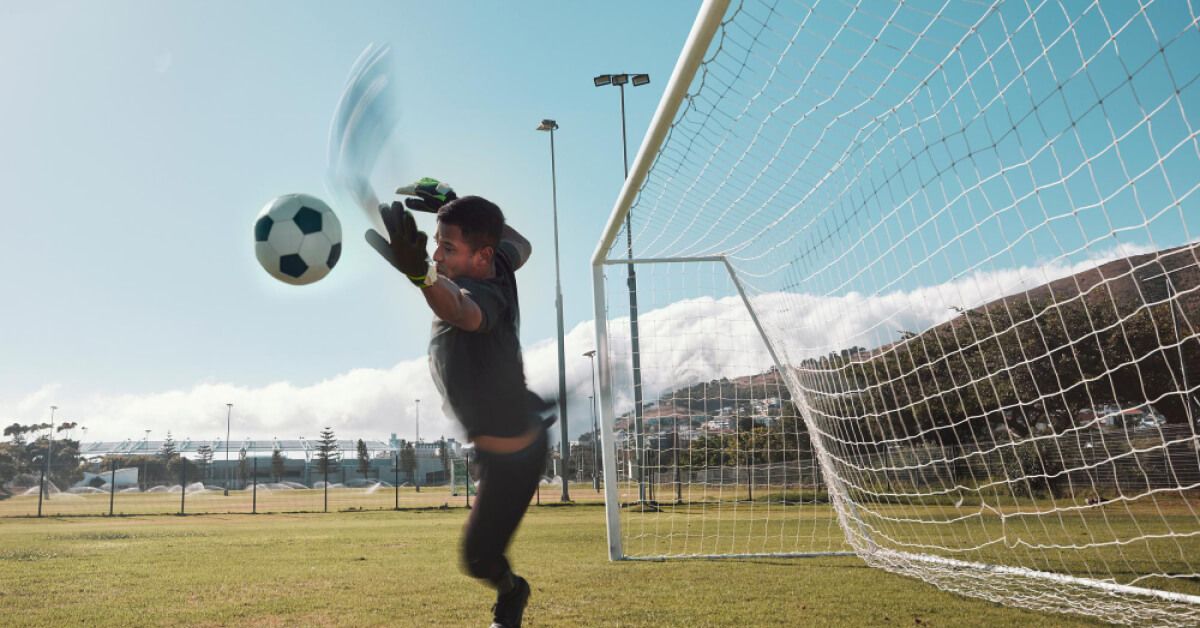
left=433, top=223, right=492, bottom=280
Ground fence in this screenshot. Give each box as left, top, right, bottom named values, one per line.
left=0, top=451, right=608, bottom=518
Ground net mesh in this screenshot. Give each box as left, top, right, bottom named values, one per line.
left=598, top=0, right=1200, bottom=622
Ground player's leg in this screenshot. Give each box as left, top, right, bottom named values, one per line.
left=462, top=429, right=546, bottom=627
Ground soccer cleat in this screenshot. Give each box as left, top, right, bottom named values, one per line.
left=489, top=576, right=530, bottom=628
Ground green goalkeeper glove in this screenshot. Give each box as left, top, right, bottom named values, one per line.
left=395, top=177, right=457, bottom=214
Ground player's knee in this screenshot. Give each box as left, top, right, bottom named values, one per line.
left=463, top=555, right=494, bottom=580
left=461, top=539, right=505, bottom=581
left=462, top=550, right=501, bottom=581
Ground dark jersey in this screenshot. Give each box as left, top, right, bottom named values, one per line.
left=428, top=242, right=541, bottom=439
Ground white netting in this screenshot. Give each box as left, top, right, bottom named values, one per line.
left=597, top=0, right=1200, bottom=623
left=601, top=261, right=849, bottom=558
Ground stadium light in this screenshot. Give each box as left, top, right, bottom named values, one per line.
left=593, top=71, right=651, bottom=502
left=537, top=117, right=570, bottom=503
left=593, top=74, right=612, bottom=87
left=143, top=429, right=151, bottom=492
left=36, top=405, right=57, bottom=515
left=583, top=350, right=599, bottom=492
left=224, top=404, right=232, bottom=495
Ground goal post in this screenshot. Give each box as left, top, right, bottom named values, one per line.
left=592, top=0, right=733, bottom=562
left=592, top=0, right=1200, bottom=624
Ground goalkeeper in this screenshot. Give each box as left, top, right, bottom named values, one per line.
left=366, top=178, right=547, bottom=628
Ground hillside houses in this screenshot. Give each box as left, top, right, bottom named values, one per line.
left=610, top=373, right=789, bottom=446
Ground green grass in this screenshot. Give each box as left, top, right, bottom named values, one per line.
left=0, top=504, right=1106, bottom=627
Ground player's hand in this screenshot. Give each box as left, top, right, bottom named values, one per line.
left=365, top=204, right=431, bottom=282
left=396, top=177, right=457, bottom=213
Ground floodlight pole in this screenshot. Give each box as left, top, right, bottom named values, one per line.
left=224, top=403, right=232, bottom=496
left=37, top=405, right=57, bottom=515
left=584, top=350, right=600, bottom=492
left=143, top=429, right=151, bottom=492
left=45, top=406, right=56, bottom=498
left=415, top=398, right=420, bottom=443
left=538, top=118, right=571, bottom=502
left=595, top=73, right=650, bottom=502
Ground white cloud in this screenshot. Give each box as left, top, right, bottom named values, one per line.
left=0, top=244, right=1158, bottom=444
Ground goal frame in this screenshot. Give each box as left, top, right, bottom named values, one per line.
left=588, top=0, right=1200, bottom=614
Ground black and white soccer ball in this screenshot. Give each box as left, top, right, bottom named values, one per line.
left=254, top=194, right=342, bottom=285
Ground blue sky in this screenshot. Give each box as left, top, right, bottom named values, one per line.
left=0, top=1, right=701, bottom=438
left=3, top=0, right=1196, bottom=445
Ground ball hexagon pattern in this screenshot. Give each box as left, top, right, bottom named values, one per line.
left=253, top=194, right=342, bottom=285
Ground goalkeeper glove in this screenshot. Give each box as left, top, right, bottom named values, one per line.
left=395, top=177, right=457, bottom=214
left=365, top=204, right=436, bottom=288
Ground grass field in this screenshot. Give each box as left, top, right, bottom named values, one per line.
left=0, top=503, right=1108, bottom=627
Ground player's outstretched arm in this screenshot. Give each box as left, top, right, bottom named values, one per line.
left=502, top=224, right=532, bottom=270
left=418, top=276, right=482, bottom=331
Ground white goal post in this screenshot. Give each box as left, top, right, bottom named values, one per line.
left=592, top=0, right=1200, bottom=624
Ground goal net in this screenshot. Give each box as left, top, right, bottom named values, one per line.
left=592, top=0, right=1200, bottom=624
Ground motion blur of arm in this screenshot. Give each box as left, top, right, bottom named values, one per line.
left=502, top=224, right=532, bottom=271
left=419, top=275, right=482, bottom=332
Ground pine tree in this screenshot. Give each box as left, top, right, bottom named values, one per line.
left=159, top=432, right=177, bottom=462
left=56, top=421, right=78, bottom=440
left=3, top=422, right=27, bottom=447
left=271, top=449, right=285, bottom=483
left=356, top=439, right=370, bottom=480
left=196, top=444, right=213, bottom=481
left=316, top=427, right=339, bottom=476
left=237, top=448, right=248, bottom=487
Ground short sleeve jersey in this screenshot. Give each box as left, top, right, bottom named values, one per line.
left=428, top=242, right=540, bottom=439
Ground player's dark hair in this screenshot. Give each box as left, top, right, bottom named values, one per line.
left=437, top=195, right=504, bottom=252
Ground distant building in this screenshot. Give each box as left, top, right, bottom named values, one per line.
left=75, top=435, right=464, bottom=488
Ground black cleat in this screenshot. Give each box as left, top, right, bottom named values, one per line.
left=489, top=576, right=530, bottom=628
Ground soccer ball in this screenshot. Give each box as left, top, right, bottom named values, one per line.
left=254, top=194, right=342, bottom=285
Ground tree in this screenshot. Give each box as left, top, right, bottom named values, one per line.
left=25, top=434, right=83, bottom=492
left=166, top=455, right=198, bottom=487
left=271, top=449, right=285, bottom=483
left=400, top=442, right=418, bottom=491
left=56, top=421, right=78, bottom=440
left=159, top=432, right=177, bottom=462
left=316, top=427, right=339, bottom=477
left=237, top=448, right=248, bottom=487
left=3, top=422, right=28, bottom=447
left=356, top=439, right=370, bottom=480
left=0, top=442, right=22, bottom=493
left=0, top=423, right=33, bottom=480
left=196, top=444, right=214, bottom=481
